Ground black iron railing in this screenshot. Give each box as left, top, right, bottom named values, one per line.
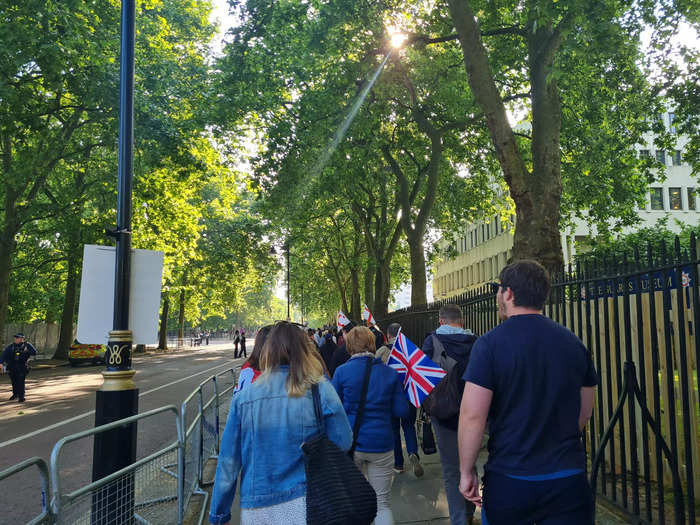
left=379, top=234, right=700, bottom=525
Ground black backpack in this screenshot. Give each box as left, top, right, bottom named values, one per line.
left=422, top=335, right=467, bottom=421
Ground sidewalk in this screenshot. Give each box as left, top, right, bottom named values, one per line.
left=196, top=442, right=630, bottom=524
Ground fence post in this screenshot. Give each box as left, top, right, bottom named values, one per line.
left=198, top=386, right=205, bottom=485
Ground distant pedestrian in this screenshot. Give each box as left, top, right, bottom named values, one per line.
left=234, top=325, right=271, bottom=394
left=328, top=321, right=354, bottom=377
left=205, top=331, right=211, bottom=345
left=318, top=332, right=336, bottom=372
left=233, top=330, right=240, bottom=357
left=239, top=330, right=247, bottom=358
left=378, top=323, right=423, bottom=478
left=459, top=261, right=597, bottom=524
left=332, top=326, right=409, bottom=525
left=210, top=321, right=352, bottom=525
left=1, top=333, right=37, bottom=403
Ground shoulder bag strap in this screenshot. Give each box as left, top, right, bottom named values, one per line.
left=349, top=357, right=375, bottom=455
left=311, top=383, right=326, bottom=434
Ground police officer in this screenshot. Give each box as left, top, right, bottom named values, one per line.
left=1, top=333, right=37, bottom=402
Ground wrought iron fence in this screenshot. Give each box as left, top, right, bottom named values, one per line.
left=380, top=234, right=700, bottom=525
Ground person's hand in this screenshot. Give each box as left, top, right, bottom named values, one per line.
left=459, top=468, right=482, bottom=505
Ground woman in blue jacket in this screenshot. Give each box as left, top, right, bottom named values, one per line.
left=209, top=322, right=353, bottom=525
left=332, top=326, right=409, bottom=525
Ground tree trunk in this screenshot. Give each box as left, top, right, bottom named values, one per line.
left=177, top=287, right=186, bottom=339
left=54, top=236, right=80, bottom=359
left=158, top=294, right=170, bottom=350
left=446, top=0, right=564, bottom=272
left=373, top=262, right=391, bottom=320
left=408, top=233, right=428, bottom=306
left=364, top=258, right=375, bottom=313
left=349, top=269, right=361, bottom=323
left=0, top=195, right=18, bottom=342
left=511, top=26, right=564, bottom=272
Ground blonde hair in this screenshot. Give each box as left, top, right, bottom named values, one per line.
left=259, top=322, right=325, bottom=397
left=345, top=326, right=376, bottom=355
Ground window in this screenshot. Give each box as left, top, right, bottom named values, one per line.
left=673, top=150, right=682, bottom=166
left=656, top=150, right=666, bottom=165
left=650, top=188, right=664, bottom=210
left=688, top=188, right=696, bottom=211
left=668, top=112, right=676, bottom=134
left=669, top=187, right=682, bottom=210
left=639, top=149, right=650, bottom=158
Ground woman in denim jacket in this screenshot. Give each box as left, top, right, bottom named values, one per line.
left=209, top=322, right=352, bottom=525
left=332, top=326, right=409, bottom=525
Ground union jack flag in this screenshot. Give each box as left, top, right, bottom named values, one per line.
left=388, top=329, right=446, bottom=407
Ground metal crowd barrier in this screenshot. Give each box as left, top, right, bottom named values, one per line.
left=0, top=457, right=51, bottom=524
left=4, top=366, right=239, bottom=525
left=49, top=405, right=183, bottom=525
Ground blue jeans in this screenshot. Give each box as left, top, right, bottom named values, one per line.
left=392, top=404, right=417, bottom=468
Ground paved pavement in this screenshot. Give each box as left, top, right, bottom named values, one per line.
left=198, top=439, right=631, bottom=524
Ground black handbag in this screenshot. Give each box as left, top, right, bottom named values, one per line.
left=416, top=407, right=438, bottom=455
left=302, top=383, right=377, bottom=525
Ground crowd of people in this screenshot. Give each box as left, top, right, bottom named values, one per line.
left=207, top=261, right=601, bottom=524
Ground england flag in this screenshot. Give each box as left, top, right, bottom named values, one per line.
left=388, top=329, right=446, bottom=407
left=362, top=304, right=374, bottom=325
left=337, top=310, right=351, bottom=329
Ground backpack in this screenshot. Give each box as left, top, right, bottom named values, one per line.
left=422, top=335, right=465, bottom=421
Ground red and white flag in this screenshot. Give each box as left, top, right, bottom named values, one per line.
left=337, top=310, right=351, bottom=329
left=362, top=304, right=374, bottom=325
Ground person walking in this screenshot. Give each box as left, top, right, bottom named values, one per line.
left=422, top=304, right=478, bottom=525
left=377, top=323, right=423, bottom=477
left=332, top=326, right=409, bottom=525
left=1, top=333, right=37, bottom=403
left=209, top=322, right=352, bottom=525
left=458, top=260, right=598, bottom=525
left=318, top=332, right=336, bottom=372
left=239, top=330, right=247, bottom=358
left=233, top=325, right=271, bottom=394
left=233, top=330, right=240, bottom=357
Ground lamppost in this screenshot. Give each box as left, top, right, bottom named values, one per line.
left=92, top=1, right=138, bottom=522
left=284, top=241, right=290, bottom=320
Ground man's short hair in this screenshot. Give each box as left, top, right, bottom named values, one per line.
left=499, top=260, right=550, bottom=310
left=438, top=304, right=462, bottom=324
left=386, top=323, right=401, bottom=338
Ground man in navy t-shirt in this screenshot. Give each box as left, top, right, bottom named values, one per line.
left=458, top=260, right=598, bottom=525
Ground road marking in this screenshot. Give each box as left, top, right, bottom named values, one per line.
left=0, top=359, right=237, bottom=450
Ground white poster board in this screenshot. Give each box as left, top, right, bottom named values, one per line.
left=76, top=245, right=164, bottom=345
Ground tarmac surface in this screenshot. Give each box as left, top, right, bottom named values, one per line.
left=197, top=434, right=631, bottom=524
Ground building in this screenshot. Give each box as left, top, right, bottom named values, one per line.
left=432, top=112, right=698, bottom=300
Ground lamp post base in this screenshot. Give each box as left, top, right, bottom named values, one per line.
left=91, top=331, right=138, bottom=524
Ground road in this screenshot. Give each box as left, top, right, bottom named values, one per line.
left=0, top=341, right=242, bottom=523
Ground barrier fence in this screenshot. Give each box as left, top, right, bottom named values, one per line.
left=1, top=367, right=239, bottom=525
left=380, top=234, right=700, bottom=525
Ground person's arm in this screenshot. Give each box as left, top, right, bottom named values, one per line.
left=321, top=380, right=353, bottom=451
left=331, top=369, right=344, bottom=403
left=209, top=397, right=242, bottom=525
left=421, top=335, right=434, bottom=360
left=458, top=382, right=493, bottom=504
left=579, top=386, right=595, bottom=431
left=391, top=372, right=410, bottom=418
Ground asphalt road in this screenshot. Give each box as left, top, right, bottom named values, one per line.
left=0, top=341, right=241, bottom=524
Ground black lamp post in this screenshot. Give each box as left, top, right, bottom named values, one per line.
left=92, top=1, right=139, bottom=522
left=284, top=241, right=290, bottom=320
